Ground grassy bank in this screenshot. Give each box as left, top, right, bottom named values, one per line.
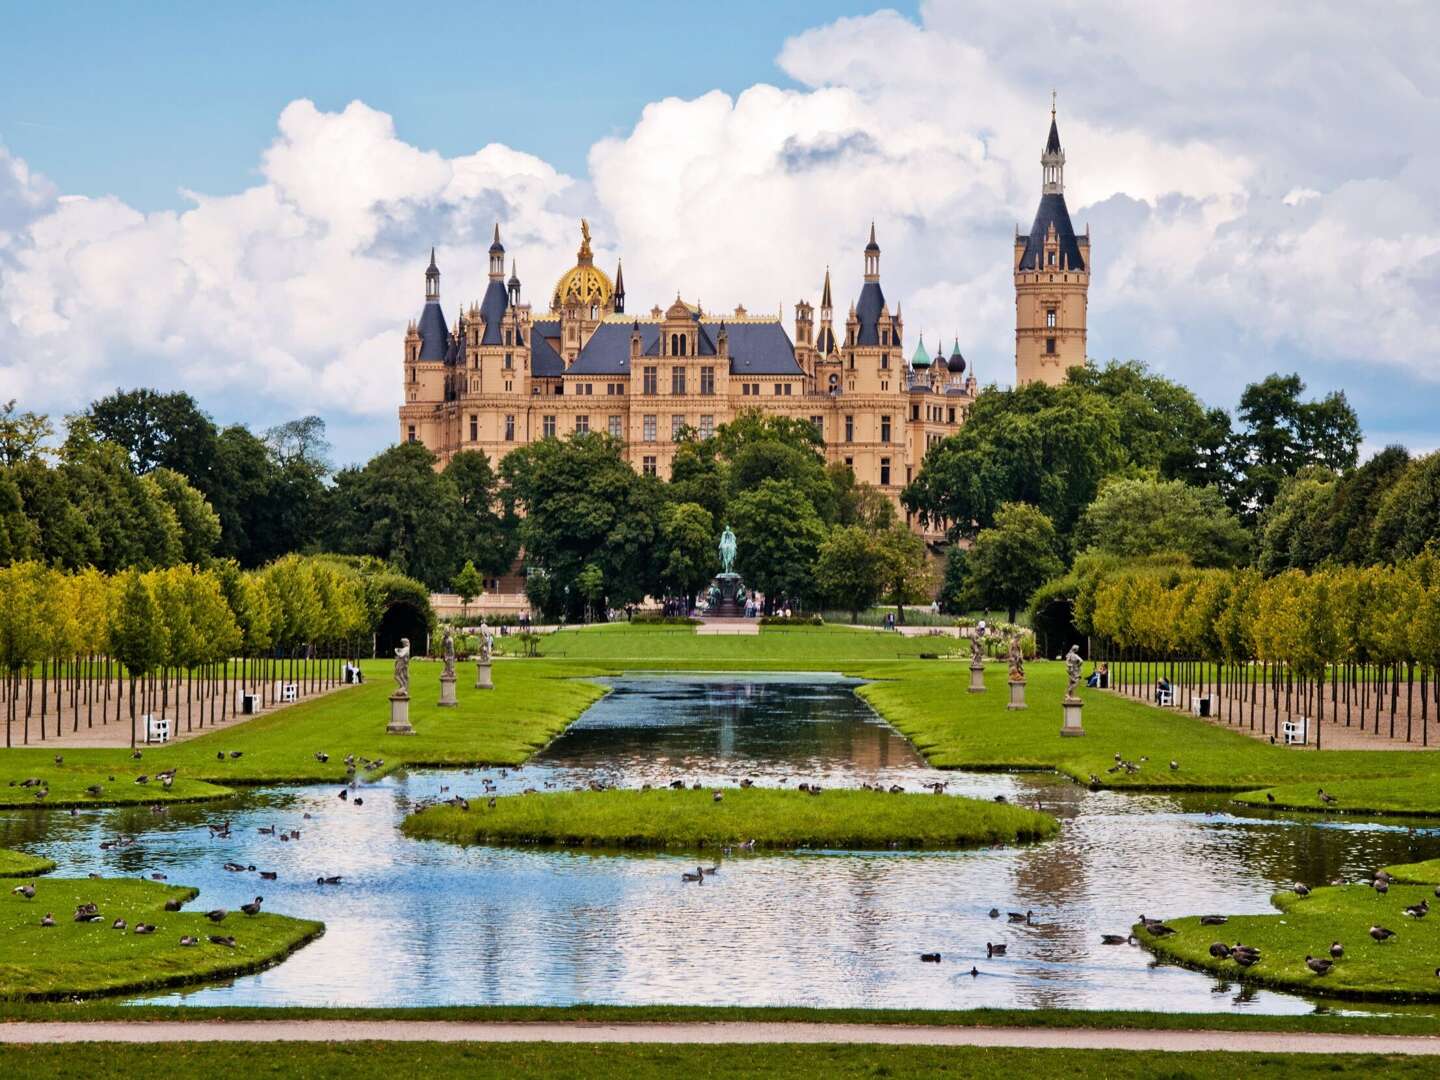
left=402, top=786, right=1058, bottom=851
left=0, top=877, right=323, bottom=1000
left=1135, top=883, right=1440, bottom=1001
left=0, top=1043, right=1435, bottom=1079
left=0, top=848, right=55, bottom=878
left=1384, top=859, right=1440, bottom=885
left=513, top=623, right=960, bottom=661
left=1235, top=778, right=1440, bottom=817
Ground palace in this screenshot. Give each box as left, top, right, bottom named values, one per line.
left=399, top=110, right=1088, bottom=506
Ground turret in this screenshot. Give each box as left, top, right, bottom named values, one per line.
left=508, top=260, right=521, bottom=306
left=863, top=222, right=880, bottom=282
left=488, top=223, right=505, bottom=280
left=425, top=248, right=440, bottom=302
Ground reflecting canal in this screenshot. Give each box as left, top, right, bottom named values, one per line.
left=2, top=672, right=1438, bottom=1013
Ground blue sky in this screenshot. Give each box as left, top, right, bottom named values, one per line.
left=0, top=1, right=1435, bottom=466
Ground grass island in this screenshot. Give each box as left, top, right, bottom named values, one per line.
left=0, top=848, right=56, bottom=878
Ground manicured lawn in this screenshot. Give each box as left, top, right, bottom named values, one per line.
left=1384, top=859, right=1440, bottom=885
left=402, top=786, right=1058, bottom=851
left=1235, top=778, right=1440, bottom=817
left=0, top=1042, right=1434, bottom=1078
left=0, top=848, right=55, bottom=878
left=521, top=623, right=960, bottom=661
left=1135, top=883, right=1440, bottom=1001
left=0, top=660, right=606, bottom=802
left=0, top=877, right=323, bottom=1000
left=860, top=660, right=1440, bottom=791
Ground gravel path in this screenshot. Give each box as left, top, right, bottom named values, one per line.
left=0, top=1021, right=1438, bottom=1054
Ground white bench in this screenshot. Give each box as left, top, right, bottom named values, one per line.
left=1283, top=718, right=1308, bottom=745
left=144, top=715, right=170, bottom=744
left=1157, top=689, right=1174, bottom=708
left=1191, top=695, right=1215, bottom=718
left=237, top=691, right=260, bottom=714
left=276, top=683, right=298, bottom=703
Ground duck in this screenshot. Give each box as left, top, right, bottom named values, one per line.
left=257, top=826, right=275, bottom=836
left=1208, top=942, right=1232, bottom=958
left=680, top=869, right=703, bottom=883
left=316, top=876, right=342, bottom=886
left=259, top=871, right=277, bottom=881
left=712, top=790, right=724, bottom=803
left=1403, top=900, right=1429, bottom=919
left=1234, top=950, right=1261, bottom=968
left=1291, top=882, right=1311, bottom=897
left=1007, top=911, right=1031, bottom=924
left=1317, top=788, right=1338, bottom=804
left=12, top=883, right=35, bottom=899
left=920, top=953, right=941, bottom=963
left=1199, top=915, right=1229, bottom=926
left=164, top=899, right=184, bottom=912
left=1146, top=922, right=1177, bottom=937
left=1101, top=934, right=1132, bottom=945
left=240, top=896, right=263, bottom=916
left=1375, top=870, right=1393, bottom=884
left=133, top=923, right=156, bottom=935
left=85, top=785, right=103, bottom=797
left=1375, top=878, right=1391, bottom=895
left=205, top=908, right=227, bottom=923
left=969, top=966, right=980, bottom=977
left=353, top=798, right=363, bottom=806
left=314, top=752, right=329, bottom=763
left=986, top=942, right=1007, bottom=957
left=1305, top=955, right=1334, bottom=976
left=112, top=918, right=127, bottom=931
left=1369, top=925, right=1396, bottom=941
left=40, top=912, right=55, bottom=927
left=223, top=862, right=246, bottom=873
left=229, top=751, right=243, bottom=759
left=208, top=934, right=237, bottom=948
left=701, top=865, right=720, bottom=876
left=1330, top=941, right=1344, bottom=959
left=1266, top=793, right=1276, bottom=803
left=338, top=789, right=348, bottom=801
left=179, top=935, right=199, bottom=947
left=150, top=873, right=167, bottom=881
left=988, top=908, right=1001, bottom=919
left=1169, top=761, right=1179, bottom=771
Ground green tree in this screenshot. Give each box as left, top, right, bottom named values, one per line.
left=148, top=467, right=221, bottom=565
left=262, top=416, right=331, bottom=479
left=1075, top=474, right=1251, bottom=569
left=443, top=450, right=518, bottom=577
left=1327, top=445, right=1411, bottom=565
left=0, top=401, right=54, bottom=467
left=1255, top=467, right=1336, bottom=574
left=876, top=524, right=932, bottom=623
left=453, top=559, right=485, bottom=620
left=960, top=502, right=1064, bottom=623
left=108, top=568, right=166, bottom=748
left=575, top=563, right=606, bottom=622
left=814, top=525, right=889, bottom=622
left=1233, top=373, right=1361, bottom=520
left=668, top=437, right=727, bottom=525
left=728, top=478, right=827, bottom=610
left=657, top=502, right=716, bottom=611
left=86, top=388, right=220, bottom=485
left=937, top=544, right=968, bottom=615
left=1370, top=452, right=1440, bottom=563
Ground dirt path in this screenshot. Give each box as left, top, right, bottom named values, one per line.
left=0, top=1020, right=1438, bottom=1054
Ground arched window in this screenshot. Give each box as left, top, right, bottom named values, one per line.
left=680, top=335, right=688, bottom=357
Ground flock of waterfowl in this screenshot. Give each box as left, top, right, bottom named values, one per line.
left=10, top=877, right=264, bottom=946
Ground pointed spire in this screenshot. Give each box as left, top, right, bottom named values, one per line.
left=508, top=259, right=520, bottom=285
left=865, top=221, right=879, bottom=253
left=821, top=266, right=832, bottom=310
left=489, top=223, right=503, bottom=253
left=428, top=246, right=438, bottom=272
left=1042, top=95, right=1065, bottom=194
left=425, top=247, right=440, bottom=302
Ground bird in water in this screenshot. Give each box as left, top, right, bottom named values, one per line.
left=1370, top=925, right=1396, bottom=941
left=1101, top=934, right=1133, bottom=945
left=681, top=867, right=705, bottom=883
left=1007, top=911, right=1032, bottom=924
left=316, top=876, right=342, bottom=886
left=259, top=871, right=277, bottom=881
left=241, top=896, right=263, bottom=916
left=988, top=908, right=1000, bottom=919
left=920, top=953, right=941, bottom=963
left=986, top=942, right=1007, bottom=957
left=1305, top=955, right=1334, bottom=976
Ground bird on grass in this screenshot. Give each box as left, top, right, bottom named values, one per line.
left=712, top=790, right=723, bottom=803
left=314, top=752, right=329, bottom=763
left=133, top=923, right=156, bottom=935
left=208, top=935, right=237, bottom=948
left=1169, top=761, right=1179, bottom=771
left=1209, top=942, right=1231, bottom=958
left=131, top=750, right=142, bottom=761
left=40, top=913, right=55, bottom=927
left=240, top=896, right=263, bottom=916
left=1199, top=915, right=1229, bottom=926
left=1404, top=900, right=1430, bottom=919
left=85, top=785, right=103, bottom=797
left=164, top=899, right=184, bottom=912
left=54, top=755, right=62, bottom=765
left=112, top=919, right=127, bottom=931
left=179, top=935, right=198, bottom=947
left=1369, top=925, right=1396, bottom=941
left=205, top=908, right=227, bottom=923
left=1305, top=955, right=1334, bottom=976
left=1375, top=878, right=1391, bottom=895
left=1330, top=941, right=1344, bottom=959
left=1292, top=883, right=1311, bottom=897
left=1266, top=793, right=1276, bottom=803
left=1318, top=789, right=1338, bottom=805
left=12, top=883, right=35, bottom=899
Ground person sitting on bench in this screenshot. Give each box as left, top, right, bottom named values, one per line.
left=1087, top=662, right=1109, bottom=688
left=1155, top=676, right=1173, bottom=703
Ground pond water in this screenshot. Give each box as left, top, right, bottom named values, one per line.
left=3, top=671, right=1439, bottom=1014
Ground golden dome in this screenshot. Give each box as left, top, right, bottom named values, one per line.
left=551, top=219, right=614, bottom=312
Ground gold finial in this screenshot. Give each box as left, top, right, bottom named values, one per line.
left=578, top=219, right=593, bottom=263
left=1051, top=89, right=1056, bottom=117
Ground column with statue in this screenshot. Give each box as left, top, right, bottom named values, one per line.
left=387, top=638, right=415, bottom=734
left=438, top=625, right=458, bottom=707
left=1060, top=644, right=1085, bottom=736
left=474, top=620, right=494, bottom=689
left=712, top=525, right=743, bottom=617
left=1006, top=632, right=1027, bottom=710
left=968, top=622, right=987, bottom=693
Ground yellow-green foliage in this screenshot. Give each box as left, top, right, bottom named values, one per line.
left=0, top=877, right=322, bottom=999
left=1136, top=883, right=1440, bottom=1000
left=403, top=785, right=1059, bottom=851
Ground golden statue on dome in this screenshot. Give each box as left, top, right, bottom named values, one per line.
left=552, top=219, right=614, bottom=313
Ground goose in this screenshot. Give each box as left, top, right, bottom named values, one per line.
left=223, top=862, right=246, bottom=873
left=314, top=752, right=329, bottom=763
left=988, top=908, right=1001, bottom=919
left=150, top=873, right=167, bottom=881
left=1007, top=911, right=1030, bottom=924
left=1169, top=761, right=1179, bottom=771
left=993, top=794, right=1008, bottom=804
left=259, top=871, right=277, bottom=881
left=1234, top=951, right=1261, bottom=968
left=888, top=784, right=904, bottom=794
left=1305, top=955, right=1334, bottom=976
left=240, top=896, right=263, bottom=916
left=316, top=876, right=342, bottom=886
left=1317, top=789, right=1338, bottom=804
left=1199, top=915, right=1229, bottom=926
left=112, top=918, right=127, bottom=930
left=133, top=923, right=156, bottom=935
left=134, top=775, right=149, bottom=785
left=1147, top=923, right=1177, bottom=937
left=1375, top=878, right=1390, bottom=895
left=1369, top=925, right=1396, bottom=941
left=739, top=839, right=756, bottom=851
left=986, top=942, right=1007, bottom=957
left=208, top=935, right=237, bottom=948
left=179, top=935, right=198, bottom=947
left=164, top=899, right=184, bottom=912
left=1101, top=934, right=1131, bottom=945
left=205, top=909, right=227, bottom=923
left=712, top=791, right=724, bottom=803
left=1375, top=870, right=1393, bottom=884
left=40, top=912, right=55, bottom=927
left=1292, top=883, right=1311, bottom=897
left=969, top=966, right=980, bottom=977
left=740, top=778, right=754, bottom=789
left=229, top=751, right=243, bottom=759
left=920, top=953, right=941, bottom=963
left=1330, top=941, right=1344, bottom=959
left=353, top=797, right=363, bottom=806
left=54, top=754, right=63, bottom=765
left=85, top=785, right=103, bottom=797
left=217, top=752, right=226, bottom=761
left=680, top=869, right=703, bottom=883
left=338, top=789, right=348, bottom=801
left=1266, top=793, right=1276, bottom=803
left=257, top=826, right=276, bottom=836
left=1208, top=942, right=1231, bottom=958
left=74, top=909, right=102, bottom=923
left=132, top=750, right=142, bottom=760
left=1404, top=900, right=1429, bottom=919
left=701, top=865, right=720, bottom=876
left=12, top=883, right=35, bottom=899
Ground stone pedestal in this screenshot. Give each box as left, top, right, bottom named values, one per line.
left=474, top=660, right=493, bottom=690
left=1060, top=697, right=1084, bottom=737
left=387, top=692, right=414, bottom=735
left=711, top=572, right=744, bottom=618
left=438, top=673, right=457, bottom=707
left=968, top=663, right=986, bottom=693
left=1007, top=680, right=1027, bottom=710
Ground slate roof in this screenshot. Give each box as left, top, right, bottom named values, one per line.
left=417, top=301, right=449, bottom=361
left=856, top=281, right=886, bottom=346
left=1017, top=192, right=1086, bottom=272
left=529, top=319, right=566, bottom=377
left=1046, top=116, right=1062, bottom=155
left=476, top=280, right=510, bottom=346
left=563, top=320, right=801, bottom=377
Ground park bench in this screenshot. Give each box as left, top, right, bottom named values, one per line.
left=1156, top=688, right=1175, bottom=707
left=1191, top=695, right=1215, bottom=718
left=144, top=714, right=170, bottom=744
left=237, top=691, right=260, bottom=714
left=1282, top=718, right=1308, bottom=745
left=276, top=683, right=298, bottom=703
